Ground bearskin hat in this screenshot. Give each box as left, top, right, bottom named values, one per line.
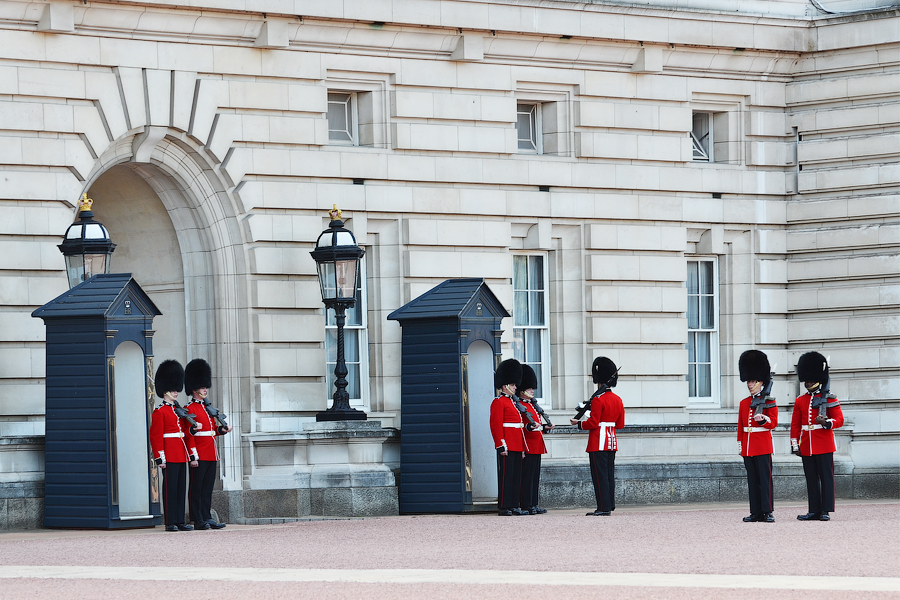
left=184, top=358, right=212, bottom=396
left=592, top=356, right=618, bottom=386
left=154, top=359, right=184, bottom=398
left=738, top=350, right=771, bottom=384
left=519, top=364, right=538, bottom=392
left=494, top=358, right=523, bottom=389
left=797, top=352, right=829, bottom=385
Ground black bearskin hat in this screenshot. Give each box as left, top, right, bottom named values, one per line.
left=592, top=356, right=618, bottom=386
left=738, top=350, right=771, bottom=384
left=797, top=352, right=829, bottom=385
left=519, top=364, right=538, bottom=392
left=154, top=359, right=184, bottom=398
left=184, top=358, right=212, bottom=396
left=494, top=358, right=523, bottom=389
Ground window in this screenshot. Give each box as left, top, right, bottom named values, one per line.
left=325, top=259, right=368, bottom=408
left=692, top=112, right=711, bottom=161
left=328, top=92, right=357, bottom=145
left=687, top=259, right=719, bottom=403
left=512, top=255, right=550, bottom=402
left=517, top=103, right=542, bottom=154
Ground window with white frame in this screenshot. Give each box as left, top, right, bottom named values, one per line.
left=325, top=259, right=368, bottom=408
left=517, top=103, right=542, bottom=154
left=328, top=91, right=358, bottom=145
left=692, top=112, right=712, bottom=162
left=687, top=259, right=719, bottom=403
left=512, top=255, right=550, bottom=402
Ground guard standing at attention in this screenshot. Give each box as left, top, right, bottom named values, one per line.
left=184, top=358, right=232, bottom=530
left=490, top=358, right=528, bottom=516
left=571, top=356, right=625, bottom=516
left=791, top=351, right=844, bottom=522
left=737, top=350, right=778, bottom=523
left=519, top=364, right=551, bottom=515
left=150, top=359, right=198, bottom=532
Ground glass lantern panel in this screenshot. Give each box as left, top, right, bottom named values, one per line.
left=65, top=254, right=85, bottom=288
left=335, top=259, right=358, bottom=299
left=83, top=253, right=109, bottom=278
left=318, top=262, right=337, bottom=300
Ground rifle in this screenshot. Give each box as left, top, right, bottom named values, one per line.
left=574, top=366, right=622, bottom=420
left=750, top=363, right=777, bottom=417
left=512, top=395, right=541, bottom=432
left=531, top=399, right=554, bottom=431
left=172, top=401, right=200, bottom=435
left=203, top=400, right=230, bottom=435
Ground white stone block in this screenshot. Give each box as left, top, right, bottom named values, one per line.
left=190, top=79, right=228, bottom=144
left=229, top=80, right=290, bottom=111
left=250, top=247, right=316, bottom=276
left=591, top=316, right=641, bottom=343
left=254, top=314, right=323, bottom=343
left=19, top=65, right=85, bottom=99
left=144, top=69, right=171, bottom=127
left=757, top=289, right=787, bottom=314
left=575, top=101, right=615, bottom=127
left=758, top=259, right=787, bottom=284
left=206, top=113, right=240, bottom=164
left=37, top=2, right=74, bottom=32
left=257, top=347, right=325, bottom=378
left=115, top=66, right=147, bottom=129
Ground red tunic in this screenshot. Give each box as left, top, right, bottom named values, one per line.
left=489, top=394, right=526, bottom=452
left=790, top=393, right=844, bottom=456
left=186, top=400, right=220, bottom=462
left=522, top=402, right=546, bottom=455
left=149, top=402, right=196, bottom=463
left=579, top=390, right=625, bottom=452
left=737, top=395, right=778, bottom=456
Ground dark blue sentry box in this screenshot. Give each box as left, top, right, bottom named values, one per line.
left=33, top=273, right=162, bottom=529
left=388, top=278, right=509, bottom=514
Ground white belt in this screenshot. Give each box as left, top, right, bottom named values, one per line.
left=598, top=422, right=616, bottom=450
left=503, top=423, right=524, bottom=428
left=193, top=431, right=215, bottom=437
left=162, top=432, right=184, bottom=438
left=802, top=424, right=823, bottom=431
left=743, top=427, right=768, bottom=433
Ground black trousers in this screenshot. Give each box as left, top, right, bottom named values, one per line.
left=520, top=454, right=542, bottom=509
left=743, top=454, right=774, bottom=515
left=189, top=460, right=217, bottom=523
left=496, top=449, right=523, bottom=510
left=589, top=450, right=616, bottom=512
left=801, top=453, right=836, bottom=514
left=161, top=462, right=187, bottom=526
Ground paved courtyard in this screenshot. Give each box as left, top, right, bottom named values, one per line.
left=0, top=500, right=897, bottom=599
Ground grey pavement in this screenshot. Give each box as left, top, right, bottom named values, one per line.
left=0, top=500, right=897, bottom=599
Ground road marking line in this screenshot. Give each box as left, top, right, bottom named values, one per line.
left=0, top=566, right=897, bottom=591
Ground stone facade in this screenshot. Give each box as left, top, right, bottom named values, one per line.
left=0, top=0, right=897, bottom=528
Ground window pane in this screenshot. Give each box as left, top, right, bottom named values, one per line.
left=700, top=261, right=714, bottom=294
left=528, top=256, right=543, bottom=290
left=512, top=329, right=525, bottom=363
left=328, top=93, right=352, bottom=142
left=687, top=295, right=699, bottom=330
left=692, top=112, right=710, bottom=161
left=529, top=291, right=544, bottom=326
left=701, top=295, right=714, bottom=330
left=697, top=363, right=711, bottom=397
left=517, top=104, right=536, bottom=151
left=686, top=262, right=698, bottom=294
left=513, top=255, right=528, bottom=290
left=696, top=332, right=710, bottom=362
left=687, top=332, right=696, bottom=362
left=514, top=291, right=528, bottom=326
left=525, top=329, right=542, bottom=363
left=687, top=364, right=696, bottom=397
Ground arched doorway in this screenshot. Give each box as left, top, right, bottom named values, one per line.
left=88, top=166, right=186, bottom=366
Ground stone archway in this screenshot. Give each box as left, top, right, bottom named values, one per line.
left=83, top=132, right=251, bottom=495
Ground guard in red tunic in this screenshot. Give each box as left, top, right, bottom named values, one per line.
left=150, top=360, right=198, bottom=532
left=571, top=356, right=625, bottom=516
left=737, top=350, right=778, bottom=523
left=791, top=351, right=844, bottom=522
left=185, top=358, right=232, bottom=530
left=490, top=359, right=529, bottom=516
left=519, top=364, right=551, bottom=515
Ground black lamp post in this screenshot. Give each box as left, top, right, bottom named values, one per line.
left=58, top=193, right=116, bottom=289
left=310, top=206, right=367, bottom=422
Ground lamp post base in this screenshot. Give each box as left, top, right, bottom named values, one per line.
left=315, top=407, right=368, bottom=422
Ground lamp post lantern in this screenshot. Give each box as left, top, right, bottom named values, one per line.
left=58, top=193, right=116, bottom=289
left=310, top=205, right=367, bottom=422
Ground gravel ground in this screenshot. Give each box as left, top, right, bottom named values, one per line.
left=0, top=501, right=897, bottom=599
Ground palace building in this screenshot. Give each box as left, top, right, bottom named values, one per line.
left=0, top=0, right=897, bottom=528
